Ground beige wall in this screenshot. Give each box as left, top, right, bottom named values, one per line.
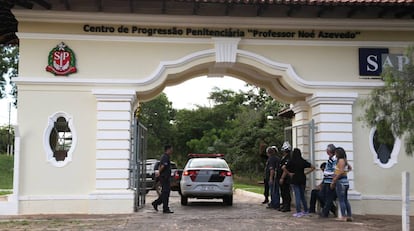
left=11, top=11, right=414, bottom=215
left=19, top=39, right=211, bottom=79
left=17, top=86, right=96, bottom=195
left=240, top=45, right=358, bottom=82
left=353, top=96, right=414, bottom=197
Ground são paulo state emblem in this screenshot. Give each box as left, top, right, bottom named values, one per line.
left=46, top=42, right=77, bottom=76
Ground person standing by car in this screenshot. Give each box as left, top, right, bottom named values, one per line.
left=265, top=146, right=280, bottom=209
left=277, top=141, right=292, bottom=212
left=152, top=145, right=174, bottom=214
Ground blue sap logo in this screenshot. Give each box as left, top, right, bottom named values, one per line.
left=359, top=48, right=410, bottom=77
left=359, top=48, right=389, bottom=76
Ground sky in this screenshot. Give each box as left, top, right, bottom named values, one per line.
left=0, top=76, right=248, bottom=126
left=163, top=76, right=249, bottom=109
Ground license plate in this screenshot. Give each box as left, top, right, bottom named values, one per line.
left=201, top=186, right=216, bottom=191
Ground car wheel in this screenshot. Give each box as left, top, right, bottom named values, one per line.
left=223, top=195, right=233, bottom=206
left=181, top=196, right=188, bottom=206
left=155, top=182, right=162, bottom=196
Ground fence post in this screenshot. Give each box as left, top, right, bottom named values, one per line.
left=402, top=171, right=410, bottom=231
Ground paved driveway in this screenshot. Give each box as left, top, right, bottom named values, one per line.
left=0, top=190, right=411, bottom=230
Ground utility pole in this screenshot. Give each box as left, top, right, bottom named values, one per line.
left=7, top=102, right=11, bottom=155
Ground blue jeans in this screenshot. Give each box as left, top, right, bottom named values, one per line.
left=321, top=183, right=336, bottom=217
left=292, top=184, right=308, bottom=213
left=269, top=181, right=280, bottom=208
left=336, top=182, right=352, bottom=218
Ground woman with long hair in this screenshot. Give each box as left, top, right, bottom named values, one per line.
left=283, top=148, right=315, bottom=217
left=331, top=147, right=353, bottom=222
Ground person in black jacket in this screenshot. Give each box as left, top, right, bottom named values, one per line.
left=277, top=141, right=292, bottom=212
left=265, top=146, right=281, bottom=209
left=284, top=148, right=315, bottom=217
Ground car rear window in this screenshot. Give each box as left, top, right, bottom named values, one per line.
left=146, top=163, right=154, bottom=172
left=187, top=158, right=229, bottom=169
left=171, top=163, right=177, bottom=169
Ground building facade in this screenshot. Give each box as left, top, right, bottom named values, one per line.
left=0, top=0, right=413, bottom=215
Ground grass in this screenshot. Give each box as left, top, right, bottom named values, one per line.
left=234, top=182, right=264, bottom=194
left=233, top=174, right=264, bottom=195
left=0, top=154, right=13, bottom=189
left=0, top=190, right=12, bottom=196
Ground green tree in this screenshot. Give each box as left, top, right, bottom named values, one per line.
left=360, top=47, right=414, bottom=155
left=173, top=107, right=216, bottom=164
left=176, top=85, right=290, bottom=176
left=226, top=105, right=290, bottom=175
left=174, top=88, right=245, bottom=156
left=0, top=125, right=14, bottom=153
left=0, top=44, right=18, bottom=105
left=138, top=93, right=176, bottom=159
left=141, top=85, right=290, bottom=175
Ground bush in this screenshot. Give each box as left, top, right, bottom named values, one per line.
left=233, top=174, right=262, bottom=185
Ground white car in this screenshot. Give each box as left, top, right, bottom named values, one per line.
left=180, top=154, right=233, bottom=206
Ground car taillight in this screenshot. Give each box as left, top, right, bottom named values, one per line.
left=219, top=171, right=232, bottom=177
left=174, top=171, right=180, bottom=180
left=183, top=170, right=198, bottom=181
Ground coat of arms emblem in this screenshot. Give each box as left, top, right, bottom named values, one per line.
left=46, top=42, right=77, bottom=76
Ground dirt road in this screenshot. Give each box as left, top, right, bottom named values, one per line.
left=0, top=190, right=411, bottom=230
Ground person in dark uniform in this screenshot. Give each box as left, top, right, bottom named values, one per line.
left=277, top=141, right=292, bottom=212
left=262, top=150, right=270, bottom=205
left=152, top=145, right=174, bottom=213
left=265, top=146, right=281, bottom=209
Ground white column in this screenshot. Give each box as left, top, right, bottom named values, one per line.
left=92, top=89, right=136, bottom=192
left=306, top=92, right=358, bottom=190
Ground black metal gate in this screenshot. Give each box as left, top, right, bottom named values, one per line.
left=129, top=118, right=148, bottom=212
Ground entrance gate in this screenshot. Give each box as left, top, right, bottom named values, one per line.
left=129, top=118, right=148, bottom=212
left=284, top=119, right=317, bottom=189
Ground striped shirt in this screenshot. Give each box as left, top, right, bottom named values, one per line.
left=322, top=156, right=337, bottom=184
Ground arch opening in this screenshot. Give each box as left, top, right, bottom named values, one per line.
left=137, top=60, right=311, bottom=105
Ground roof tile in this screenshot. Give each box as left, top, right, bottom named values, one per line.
left=182, top=0, right=414, bottom=4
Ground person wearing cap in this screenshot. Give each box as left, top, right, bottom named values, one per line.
left=277, top=141, right=292, bottom=212
left=320, top=143, right=338, bottom=218
left=265, top=146, right=280, bottom=209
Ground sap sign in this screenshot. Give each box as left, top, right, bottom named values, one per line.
left=359, top=48, right=411, bottom=76
left=359, top=48, right=389, bottom=76
left=382, top=54, right=411, bottom=72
